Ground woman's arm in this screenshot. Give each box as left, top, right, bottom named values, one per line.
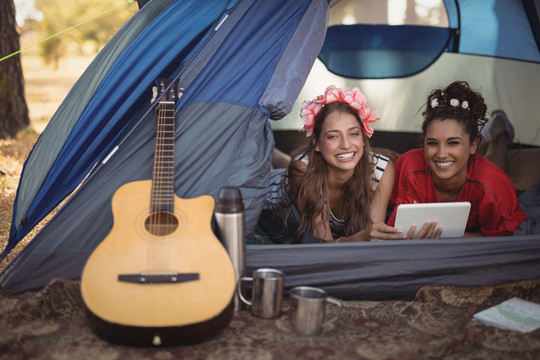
left=311, top=214, right=335, bottom=243
left=271, top=147, right=292, bottom=170
left=370, top=160, right=395, bottom=223
left=369, top=161, right=407, bottom=240
left=463, top=232, right=484, bottom=237
left=336, top=162, right=405, bottom=243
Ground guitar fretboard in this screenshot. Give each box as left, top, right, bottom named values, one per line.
left=151, top=100, right=176, bottom=213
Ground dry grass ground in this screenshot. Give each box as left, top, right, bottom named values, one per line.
left=0, top=54, right=94, bottom=271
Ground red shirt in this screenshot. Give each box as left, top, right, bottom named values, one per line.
left=388, top=149, right=528, bottom=236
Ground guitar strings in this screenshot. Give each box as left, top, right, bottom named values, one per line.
left=149, top=100, right=175, bottom=271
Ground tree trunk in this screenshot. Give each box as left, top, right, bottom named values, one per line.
left=0, top=0, right=30, bottom=139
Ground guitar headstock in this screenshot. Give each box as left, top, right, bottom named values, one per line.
left=151, top=78, right=183, bottom=105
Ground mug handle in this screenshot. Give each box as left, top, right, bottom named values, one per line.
left=322, top=296, right=343, bottom=326
left=282, top=301, right=291, bottom=312
left=237, top=276, right=253, bottom=306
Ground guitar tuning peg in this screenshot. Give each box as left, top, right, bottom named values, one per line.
left=150, top=86, right=158, bottom=104
left=178, top=88, right=185, bottom=99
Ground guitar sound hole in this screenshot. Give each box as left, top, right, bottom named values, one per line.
left=145, top=211, right=179, bottom=236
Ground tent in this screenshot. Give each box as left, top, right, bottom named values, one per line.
left=0, top=0, right=328, bottom=293
left=273, top=0, right=540, bottom=153
left=1, top=0, right=540, bottom=298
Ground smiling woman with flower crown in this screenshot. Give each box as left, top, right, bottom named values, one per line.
left=387, top=81, right=528, bottom=237
left=257, top=85, right=406, bottom=244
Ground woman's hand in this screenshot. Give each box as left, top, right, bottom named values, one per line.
left=405, top=221, right=442, bottom=239
left=369, top=222, right=407, bottom=241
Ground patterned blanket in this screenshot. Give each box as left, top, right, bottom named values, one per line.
left=1, top=278, right=539, bottom=359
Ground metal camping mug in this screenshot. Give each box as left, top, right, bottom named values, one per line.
left=289, top=286, right=343, bottom=336
left=238, top=268, right=285, bottom=319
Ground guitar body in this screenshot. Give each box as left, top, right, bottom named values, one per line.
left=81, top=180, right=236, bottom=346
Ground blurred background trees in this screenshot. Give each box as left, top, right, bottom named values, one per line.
left=32, top=0, right=137, bottom=68
left=0, top=0, right=29, bottom=139
left=0, top=0, right=137, bottom=139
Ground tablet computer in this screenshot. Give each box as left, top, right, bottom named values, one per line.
left=394, top=202, right=471, bottom=238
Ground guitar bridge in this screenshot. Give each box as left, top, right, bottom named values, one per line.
left=118, top=271, right=199, bottom=284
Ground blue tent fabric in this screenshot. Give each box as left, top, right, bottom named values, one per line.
left=4, top=0, right=232, bottom=260
left=0, top=0, right=329, bottom=293
left=319, top=24, right=453, bottom=79
left=260, top=0, right=329, bottom=119
left=2, top=0, right=326, bottom=260
left=319, top=0, right=540, bottom=79
left=449, top=0, right=540, bottom=62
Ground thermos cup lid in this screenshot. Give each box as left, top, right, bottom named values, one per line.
left=216, top=186, right=244, bottom=213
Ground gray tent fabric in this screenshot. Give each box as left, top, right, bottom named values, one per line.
left=246, top=236, right=540, bottom=300
left=0, top=103, right=273, bottom=294
left=0, top=0, right=329, bottom=294
left=260, top=0, right=328, bottom=119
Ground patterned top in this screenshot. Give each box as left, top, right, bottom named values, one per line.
left=257, top=152, right=390, bottom=243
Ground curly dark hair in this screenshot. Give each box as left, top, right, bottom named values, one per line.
left=422, top=81, right=489, bottom=143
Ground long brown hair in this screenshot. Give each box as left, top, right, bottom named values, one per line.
left=287, top=101, right=375, bottom=241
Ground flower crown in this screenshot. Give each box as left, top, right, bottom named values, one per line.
left=300, top=85, right=379, bottom=137
left=430, top=92, right=469, bottom=110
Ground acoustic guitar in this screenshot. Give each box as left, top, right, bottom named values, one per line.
left=81, top=79, right=235, bottom=347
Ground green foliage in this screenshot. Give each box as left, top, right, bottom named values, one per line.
left=34, top=0, right=137, bottom=66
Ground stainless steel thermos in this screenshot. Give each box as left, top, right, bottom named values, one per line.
left=215, top=186, right=246, bottom=311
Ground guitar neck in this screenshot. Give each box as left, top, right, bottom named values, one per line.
left=151, top=100, right=176, bottom=213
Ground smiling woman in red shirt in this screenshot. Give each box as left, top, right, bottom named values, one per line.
left=388, top=81, right=528, bottom=237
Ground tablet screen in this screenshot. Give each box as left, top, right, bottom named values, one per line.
left=394, top=202, right=471, bottom=238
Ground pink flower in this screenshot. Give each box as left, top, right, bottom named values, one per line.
left=324, top=85, right=343, bottom=104
left=357, top=105, right=371, bottom=120
left=362, top=113, right=378, bottom=137
left=313, top=94, right=327, bottom=104
left=348, top=100, right=364, bottom=114
left=300, top=100, right=322, bottom=137
left=343, top=87, right=367, bottom=106
left=299, top=85, right=379, bottom=138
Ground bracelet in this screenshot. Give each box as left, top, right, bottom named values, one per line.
left=336, top=237, right=344, bottom=243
